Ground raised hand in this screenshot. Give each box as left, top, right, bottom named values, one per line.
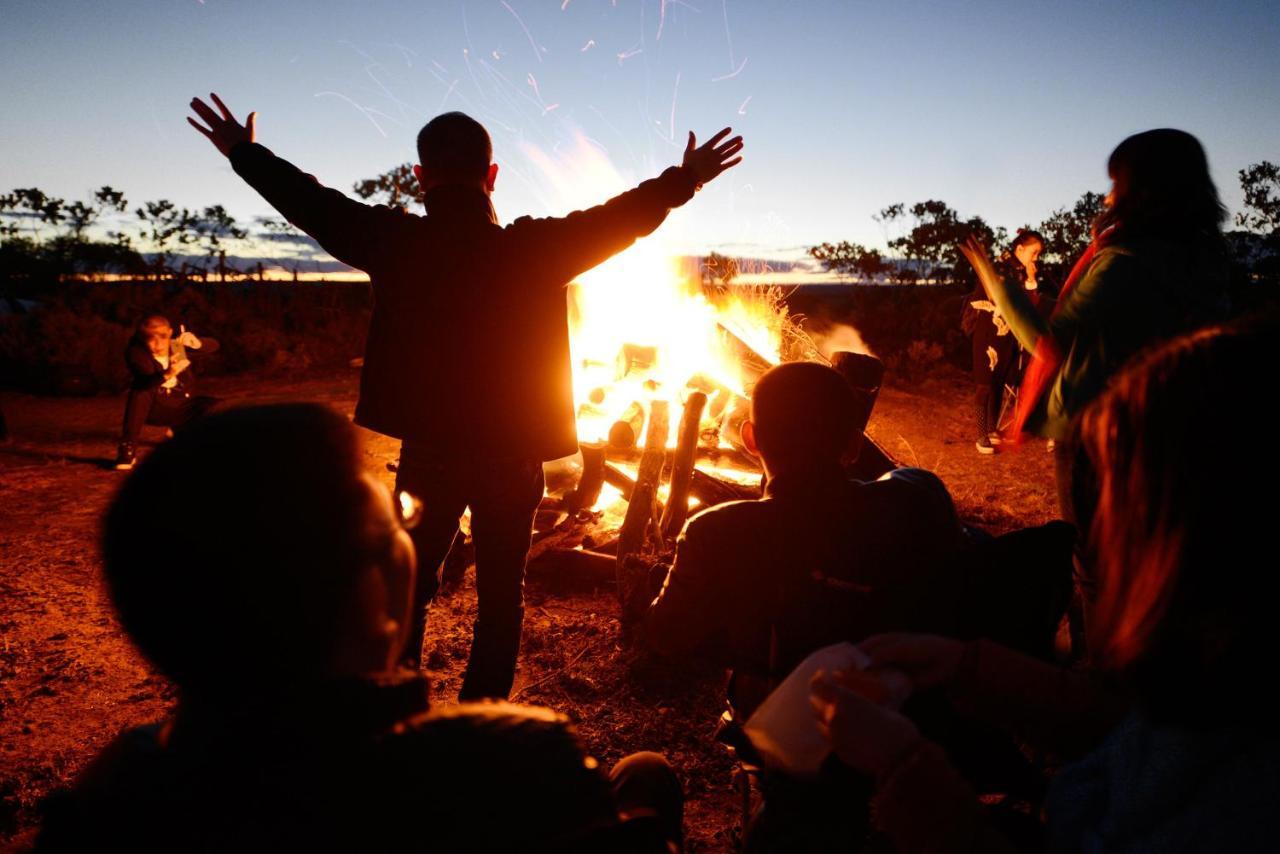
left=958, top=235, right=1001, bottom=299
left=188, top=93, right=257, bottom=158
left=682, top=128, right=744, bottom=185
left=177, top=324, right=202, bottom=350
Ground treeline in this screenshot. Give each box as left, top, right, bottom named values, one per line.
left=0, top=187, right=315, bottom=282
left=803, top=162, right=1280, bottom=302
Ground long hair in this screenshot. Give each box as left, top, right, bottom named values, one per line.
left=1092, top=129, right=1227, bottom=246
left=1081, top=319, right=1276, bottom=724
left=996, top=228, right=1044, bottom=284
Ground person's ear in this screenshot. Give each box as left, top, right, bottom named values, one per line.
left=412, top=163, right=426, bottom=192
left=742, top=420, right=761, bottom=458
left=486, top=162, right=499, bottom=193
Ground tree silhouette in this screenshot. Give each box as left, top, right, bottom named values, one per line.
left=135, top=200, right=197, bottom=278
left=876, top=200, right=1006, bottom=286
left=807, top=241, right=890, bottom=283
left=1237, top=162, right=1280, bottom=235
left=353, top=164, right=419, bottom=209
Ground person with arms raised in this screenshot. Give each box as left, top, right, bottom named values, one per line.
left=187, top=93, right=743, bottom=699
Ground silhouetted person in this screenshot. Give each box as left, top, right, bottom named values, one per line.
left=37, top=404, right=683, bottom=853
left=188, top=93, right=743, bottom=699
left=642, top=362, right=964, bottom=714
left=115, top=315, right=217, bottom=471
left=813, top=319, right=1280, bottom=854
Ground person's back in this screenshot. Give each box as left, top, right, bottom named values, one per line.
left=642, top=363, right=964, bottom=712
left=190, top=96, right=744, bottom=696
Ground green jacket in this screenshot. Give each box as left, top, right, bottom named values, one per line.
left=990, top=238, right=1227, bottom=439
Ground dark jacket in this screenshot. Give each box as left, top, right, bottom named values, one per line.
left=962, top=260, right=1052, bottom=386
left=36, top=673, right=660, bottom=853
left=643, top=466, right=964, bottom=712
left=125, top=335, right=195, bottom=397
left=229, top=142, right=700, bottom=461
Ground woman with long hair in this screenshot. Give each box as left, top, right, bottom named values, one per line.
left=808, top=319, right=1280, bottom=852
left=961, top=128, right=1229, bottom=608
left=961, top=229, right=1047, bottom=454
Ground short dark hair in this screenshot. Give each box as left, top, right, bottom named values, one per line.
left=750, top=362, right=858, bottom=470
left=1082, top=317, right=1278, bottom=724
left=102, top=404, right=381, bottom=692
left=417, top=112, right=492, bottom=183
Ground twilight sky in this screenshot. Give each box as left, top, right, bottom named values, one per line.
left=2, top=0, right=1277, bottom=260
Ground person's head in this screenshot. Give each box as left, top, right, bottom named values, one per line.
left=1081, top=319, right=1277, bottom=725
left=138, top=315, right=173, bottom=356
left=413, top=112, right=497, bottom=195
left=742, top=362, right=859, bottom=477
left=1002, top=229, right=1044, bottom=284
left=1094, top=128, right=1226, bottom=244
left=102, top=404, right=416, bottom=700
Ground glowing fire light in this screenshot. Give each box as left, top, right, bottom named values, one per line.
left=521, top=132, right=788, bottom=455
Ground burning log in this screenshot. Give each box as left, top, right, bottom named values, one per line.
left=660, top=390, right=708, bottom=538
left=617, top=400, right=670, bottom=617
left=604, top=462, right=638, bottom=496
left=689, top=467, right=762, bottom=509
left=715, top=320, right=777, bottom=384
left=567, top=442, right=607, bottom=514
left=616, top=479, right=657, bottom=617
left=607, top=401, right=646, bottom=449
left=636, top=400, right=670, bottom=488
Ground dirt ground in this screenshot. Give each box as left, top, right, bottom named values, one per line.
left=0, top=368, right=1055, bottom=852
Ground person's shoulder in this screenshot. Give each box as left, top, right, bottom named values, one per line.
left=683, top=498, right=769, bottom=538
left=861, top=466, right=945, bottom=493
left=856, top=468, right=954, bottom=515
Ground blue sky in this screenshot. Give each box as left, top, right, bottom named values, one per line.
left=2, top=0, right=1277, bottom=260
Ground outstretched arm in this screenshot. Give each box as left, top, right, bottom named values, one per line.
left=532, top=128, right=745, bottom=282
left=188, top=93, right=396, bottom=273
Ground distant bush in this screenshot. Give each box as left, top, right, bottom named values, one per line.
left=0, top=278, right=370, bottom=394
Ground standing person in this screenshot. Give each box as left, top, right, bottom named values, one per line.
left=187, top=93, right=744, bottom=699
left=115, top=315, right=217, bottom=471
left=960, top=129, right=1229, bottom=617
left=961, top=229, right=1045, bottom=454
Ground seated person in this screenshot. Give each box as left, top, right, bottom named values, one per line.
left=810, top=320, right=1280, bottom=853
left=115, top=315, right=218, bottom=471
left=642, top=361, right=966, bottom=716
left=40, top=404, right=682, bottom=853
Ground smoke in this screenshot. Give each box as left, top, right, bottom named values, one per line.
left=811, top=323, right=875, bottom=360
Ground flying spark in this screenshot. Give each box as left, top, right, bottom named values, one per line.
left=500, top=0, right=543, bottom=64
left=737, top=95, right=752, bottom=115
